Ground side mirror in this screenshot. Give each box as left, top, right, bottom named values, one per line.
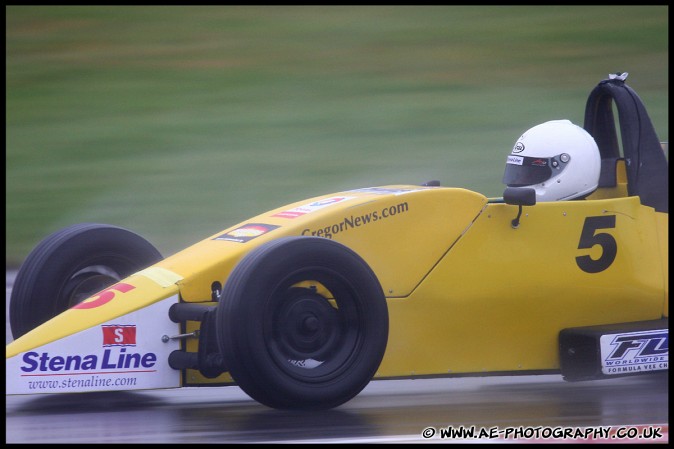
left=503, top=187, right=536, bottom=228
left=503, top=187, right=536, bottom=206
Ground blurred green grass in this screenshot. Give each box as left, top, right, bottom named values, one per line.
left=6, top=6, right=669, bottom=265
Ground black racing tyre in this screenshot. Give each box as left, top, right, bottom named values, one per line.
left=216, top=236, right=388, bottom=410
left=10, top=223, right=163, bottom=339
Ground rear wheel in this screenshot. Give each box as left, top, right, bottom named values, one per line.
left=217, top=236, right=388, bottom=410
left=10, top=223, right=163, bottom=339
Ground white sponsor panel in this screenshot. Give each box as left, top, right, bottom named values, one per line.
left=349, top=187, right=428, bottom=196
left=506, top=155, right=524, bottom=165
left=272, top=196, right=355, bottom=218
left=600, top=329, right=668, bottom=375
left=6, top=296, right=181, bottom=394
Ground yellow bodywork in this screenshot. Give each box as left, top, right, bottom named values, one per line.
left=379, top=195, right=667, bottom=377
left=6, top=184, right=668, bottom=384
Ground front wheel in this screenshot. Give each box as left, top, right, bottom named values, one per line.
left=10, top=223, right=163, bottom=339
left=216, top=236, right=388, bottom=410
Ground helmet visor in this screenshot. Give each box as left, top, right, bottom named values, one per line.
left=502, top=154, right=568, bottom=187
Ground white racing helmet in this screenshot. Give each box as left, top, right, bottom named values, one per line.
left=502, top=119, right=601, bottom=201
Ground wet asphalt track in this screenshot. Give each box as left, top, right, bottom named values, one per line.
left=5, top=271, right=668, bottom=443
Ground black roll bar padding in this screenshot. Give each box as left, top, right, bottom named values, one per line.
left=583, top=76, right=668, bottom=213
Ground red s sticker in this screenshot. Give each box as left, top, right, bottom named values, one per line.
left=102, top=325, right=137, bottom=346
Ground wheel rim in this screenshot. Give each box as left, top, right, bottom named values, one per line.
left=61, top=265, right=122, bottom=308
left=274, top=289, right=340, bottom=368
left=265, top=269, right=363, bottom=381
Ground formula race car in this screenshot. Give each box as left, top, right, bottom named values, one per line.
left=6, top=74, right=668, bottom=410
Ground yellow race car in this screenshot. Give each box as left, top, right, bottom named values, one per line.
left=6, top=74, right=668, bottom=410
